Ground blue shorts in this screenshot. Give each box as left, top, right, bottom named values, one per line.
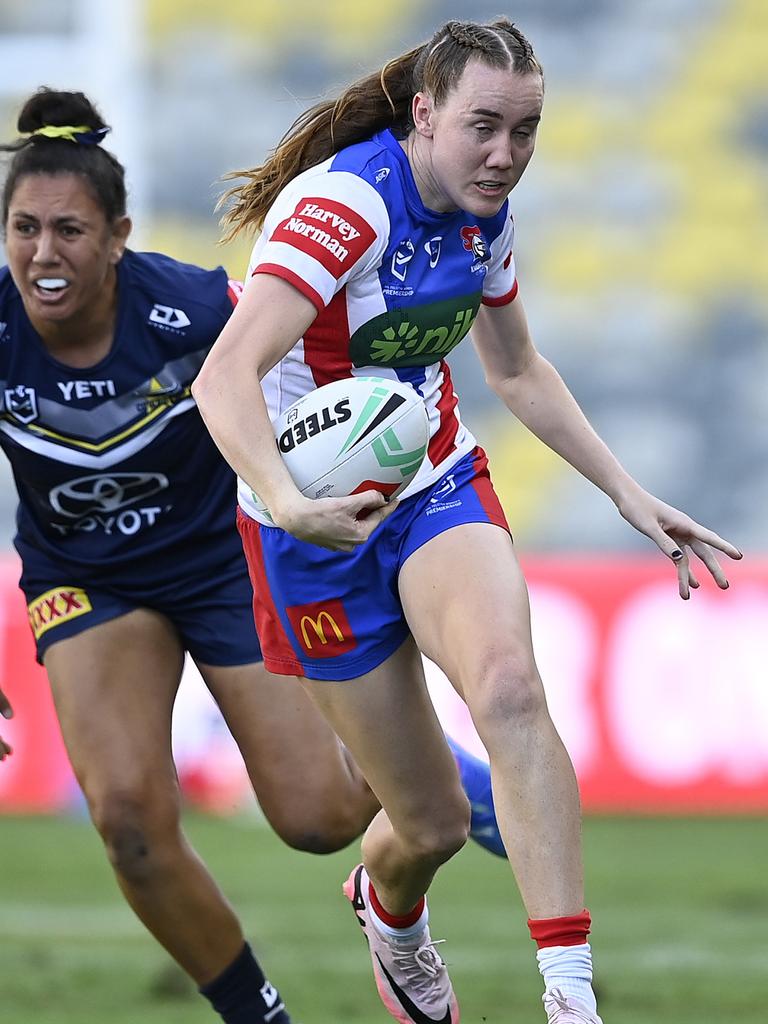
left=238, top=446, right=509, bottom=681
left=20, top=546, right=262, bottom=666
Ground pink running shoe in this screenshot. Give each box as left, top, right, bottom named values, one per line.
left=543, top=988, right=603, bottom=1023
left=343, top=864, right=459, bottom=1024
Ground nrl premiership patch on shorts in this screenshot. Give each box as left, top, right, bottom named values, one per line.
left=27, top=586, right=92, bottom=639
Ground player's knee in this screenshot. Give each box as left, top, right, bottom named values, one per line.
left=470, top=658, right=547, bottom=737
left=401, top=795, right=470, bottom=865
left=89, top=791, right=180, bottom=883
left=268, top=804, right=363, bottom=854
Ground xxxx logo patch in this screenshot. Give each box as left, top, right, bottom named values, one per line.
left=27, top=586, right=92, bottom=640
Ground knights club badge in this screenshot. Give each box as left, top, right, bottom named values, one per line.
left=4, top=385, right=39, bottom=424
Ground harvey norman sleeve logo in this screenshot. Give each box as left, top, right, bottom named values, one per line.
left=271, top=197, right=377, bottom=279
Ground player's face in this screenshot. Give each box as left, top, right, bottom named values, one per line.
left=411, top=60, right=544, bottom=216
left=4, top=172, right=130, bottom=326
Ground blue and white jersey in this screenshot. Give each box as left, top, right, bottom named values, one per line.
left=239, top=127, right=518, bottom=523
left=0, top=250, right=241, bottom=575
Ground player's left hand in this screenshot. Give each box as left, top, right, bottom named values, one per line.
left=0, top=686, right=13, bottom=760
left=616, top=488, right=742, bottom=599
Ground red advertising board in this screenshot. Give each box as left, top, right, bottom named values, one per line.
left=1, top=553, right=766, bottom=814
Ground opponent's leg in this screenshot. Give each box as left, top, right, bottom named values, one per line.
left=45, top=609, right=290, bottom=1022
left=445, top=734, right=506, bottom=857
left=201, top=659, right=380, bottom=853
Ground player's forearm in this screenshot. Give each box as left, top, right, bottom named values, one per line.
left=192, top=357, right=303, bottom=518
left=494, top=353, right=642, bottom=507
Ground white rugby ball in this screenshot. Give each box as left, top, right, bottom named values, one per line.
left=253, top=376, right=428, bottom=513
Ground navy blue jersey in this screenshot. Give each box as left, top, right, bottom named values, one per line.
left=0, top=250, right=241, bottom=580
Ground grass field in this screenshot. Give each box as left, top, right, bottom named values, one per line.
left=2, top=813, right=766, bottom=1023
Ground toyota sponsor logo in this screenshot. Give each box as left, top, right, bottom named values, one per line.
left=49, top=472, right=169, bottom=518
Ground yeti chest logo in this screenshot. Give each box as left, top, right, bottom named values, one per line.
left=4, top=385, right=38, bottom=424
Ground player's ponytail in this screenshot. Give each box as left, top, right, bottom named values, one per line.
left=219, top=17, right=541, bottom=241
left=218, top=44, right=422, bottom=243
left=1, top=87, right=127, bottom=225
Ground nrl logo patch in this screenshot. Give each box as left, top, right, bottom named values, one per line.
left=4, top=384, right=39, bottom=424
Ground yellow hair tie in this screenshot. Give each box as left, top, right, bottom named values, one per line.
left=31, top=125, right=94, bottom=143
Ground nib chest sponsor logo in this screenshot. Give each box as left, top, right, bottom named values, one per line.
left=27, top=586, right=92, bottom=640
left=350, top=296, right=481, bottom=368
left=286, top=599, right=357, bottom=659
left=272, top=196, right=376, bottom=279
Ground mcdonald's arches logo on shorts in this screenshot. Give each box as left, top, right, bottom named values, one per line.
left=286, top=599, right=357, bottom=659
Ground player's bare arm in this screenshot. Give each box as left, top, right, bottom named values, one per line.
left=193, top=275, right=395, bottom=550
left=473, top=299, right=742, bottom=596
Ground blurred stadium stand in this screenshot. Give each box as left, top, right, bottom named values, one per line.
left=0, top=0, right=765, bottom=554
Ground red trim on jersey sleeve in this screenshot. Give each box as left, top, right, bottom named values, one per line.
left=482, top=279, right=519, bottom=307
left=469, top=447, right=510, bottom=531
left=270, top=196, right=377, bottom=281
left=253, top=263, right=325, bottom=313
left=226, top=279, right=243, bottom=308
left=302, top=288, right=354, bottom=388
left=427, top=361, right=460, bottom=467
left=236, top=509, right=305, bottom=677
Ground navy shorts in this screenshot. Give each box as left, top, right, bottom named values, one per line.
left=238, top=446, right=509, bottom=680
left=20, top=546, right=262, bottom=666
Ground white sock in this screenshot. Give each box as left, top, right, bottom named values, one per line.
left=537, top=943, right=597, bottom=1013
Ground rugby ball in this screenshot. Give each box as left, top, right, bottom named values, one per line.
left=252, top=376, right=428, bottom=513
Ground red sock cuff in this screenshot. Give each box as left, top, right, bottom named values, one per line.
left=527, top=909, right=592, bottom=948
left=368, top=882, right=425, bottom=930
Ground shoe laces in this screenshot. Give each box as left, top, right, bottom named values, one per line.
left=544, top=988, right=595, bottom=1022
left=392, top=938, right=447, bottom=990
